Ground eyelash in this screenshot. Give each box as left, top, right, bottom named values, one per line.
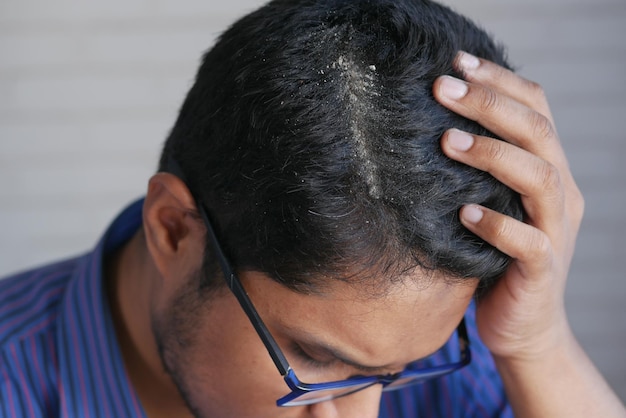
left=291, top=344, right=332, bottom=370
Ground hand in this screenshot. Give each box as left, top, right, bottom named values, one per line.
left=433, top=51, right=584, bottom=361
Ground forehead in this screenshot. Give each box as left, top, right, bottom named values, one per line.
left=242, top=270, right=477, bottom=366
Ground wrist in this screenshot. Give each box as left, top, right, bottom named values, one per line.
left=492, top=323, right=577, bottom=372
left=491, top=326, right=626, bottom=418
left=481, top=300, right=572, bottom=362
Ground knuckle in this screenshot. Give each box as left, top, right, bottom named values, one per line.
left=492, top=217, right=514, bottom=242
left=526, top=79, right=547, bottom=101
left=569, top=186, right=585, bottom=222
left=536, top=162, right=562, bottom=193
left=530, top=112, right=556, bottom=143
left=492, top=64, right=509, bottom=82
left=526, top=231, right=552, bottom=263
left=575, top=189, right=585, bottom=213
left=484, top=141, right=507, bottom=164
left=477, top=87, right=501, bottom=114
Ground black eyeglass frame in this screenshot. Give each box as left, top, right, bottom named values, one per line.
left=166, top=157, right=472, bottom=407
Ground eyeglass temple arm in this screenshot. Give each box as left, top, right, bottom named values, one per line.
left=165, top=157, right=292, bottom=376
left=457, top=315, right=471, bottom=363
left=200, top=205, right=292, bottom=376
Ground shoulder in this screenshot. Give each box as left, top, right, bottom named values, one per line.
left=0, top=257, right=80, bottom=347
left=0, top=257, right=83, bottom=417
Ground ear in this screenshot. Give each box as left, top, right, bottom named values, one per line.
left=142, top=173, right=205, bottom=285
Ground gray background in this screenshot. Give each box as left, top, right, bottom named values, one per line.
left=1, top=0, right=625, bottom=404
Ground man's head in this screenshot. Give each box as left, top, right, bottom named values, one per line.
left=140, top=0, right=522, bottom=416
left=158, top=0, right=521, bottom=296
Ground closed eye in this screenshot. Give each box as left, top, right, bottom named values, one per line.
left=290, top=343, right=335, bottom=370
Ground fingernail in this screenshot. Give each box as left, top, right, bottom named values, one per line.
left=440, top=76, right=468, bottom=100
left=457, top=51, right=480, bottom=71
left=447, top=129, right=474, bottom=151
left=462, top=205, right=484, bottom=224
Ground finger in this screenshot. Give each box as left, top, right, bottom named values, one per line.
left=459, top=204, right=554, bottom=281
left=453, top=51, right=554, bottom=121
left=442, top=129, right=565, bottom=232
left=433, top=75, right=569, bottom=172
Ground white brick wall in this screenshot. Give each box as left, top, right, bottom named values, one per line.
left=0, top=0, right=266, bottom=270
left=1, top=0, right=625, bottom=402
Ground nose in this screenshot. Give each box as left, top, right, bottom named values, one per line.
left=307, top=385, right=383, bottom=418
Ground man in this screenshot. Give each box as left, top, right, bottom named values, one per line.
left=1, top=0, right=624, bottom=417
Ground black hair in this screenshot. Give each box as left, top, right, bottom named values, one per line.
left=159, top=0, right=523, bottom=297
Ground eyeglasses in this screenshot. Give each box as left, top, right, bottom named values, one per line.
left=167, top=158, right=472, bottom=407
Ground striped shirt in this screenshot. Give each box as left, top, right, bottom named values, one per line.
left=0, top=199, right=512, bottom=417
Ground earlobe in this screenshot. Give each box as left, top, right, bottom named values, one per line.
left=142, top=173, right=203, bottom=282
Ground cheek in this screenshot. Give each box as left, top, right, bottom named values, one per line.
left=153, top=291, right=292, bottom=417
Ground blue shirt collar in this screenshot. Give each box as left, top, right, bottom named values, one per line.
left=56, top=198, right=147, bottom=417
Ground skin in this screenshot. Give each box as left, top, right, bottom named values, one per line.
left=108, top=172, right=478, bottom=418
left=107, top=52, right=626, bottom=418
